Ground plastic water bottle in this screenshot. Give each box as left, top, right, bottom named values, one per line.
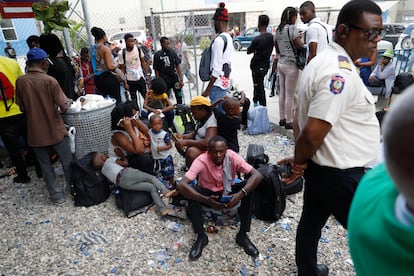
left=167, top=222, right=181, bottom=232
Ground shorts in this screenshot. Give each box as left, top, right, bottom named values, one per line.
left=157, top=155, right=174, bottom=179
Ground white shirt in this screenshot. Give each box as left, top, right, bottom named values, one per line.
left=297, top=42, right=380, bottom=169
left=195, top=114, right=217, bottom=140
left=149, top=129, right=171, bottom=160
left=210, top=32, right=233, bottom=90
left=101, top=157, right=123, bottom=184
left=306, top=18, right=332, bottom=55
left=117, top=46, right=145, bottom=81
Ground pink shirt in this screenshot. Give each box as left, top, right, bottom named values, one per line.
left=185, top=149, right=253, bottom=192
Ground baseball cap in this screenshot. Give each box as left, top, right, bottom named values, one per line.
left=190, top=96, right=211, bottom=106
left=26, top=48, right=53, bottom=64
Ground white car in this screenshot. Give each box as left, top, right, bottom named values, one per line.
left=395, top=23, right=414, bottom=51
left=109, top=30, right=147, bottom=47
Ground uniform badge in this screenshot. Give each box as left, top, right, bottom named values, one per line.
left=330, top=75, right=345, bottom=94
left=338, top=55, right=352, bottom=71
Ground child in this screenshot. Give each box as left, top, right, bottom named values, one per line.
left=213, top=97, right=241, bottom=153
left=149, top=114, right=175, bottom=189
left=143, top=77, right=174, bottom=129
left=91, top=151, right=176, bottom=216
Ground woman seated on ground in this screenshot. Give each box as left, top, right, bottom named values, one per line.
left=109, top=101, right=155, bottom=174
left=174, top=96, right=217, bottom=167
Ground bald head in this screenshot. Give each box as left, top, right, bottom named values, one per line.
left=383, top=86, right=414, bottom=207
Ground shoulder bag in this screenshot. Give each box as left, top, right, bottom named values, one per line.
left=287, top=27, right=306, bottom=70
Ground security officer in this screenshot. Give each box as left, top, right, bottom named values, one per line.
left=279, top=0, right=383, bottom=275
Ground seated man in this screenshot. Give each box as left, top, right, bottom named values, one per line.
left=367, top=50, right=396, bottom=98
left=348, top=86, right=414, bottom=275
left=176, top=136, right=263, bottom=261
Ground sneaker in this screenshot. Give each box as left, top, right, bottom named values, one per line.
left=52, top=197, right=66, bottom=206
left=13, top=175, right=31, bottom=183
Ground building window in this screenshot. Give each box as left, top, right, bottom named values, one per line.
left=1, top=19, right=17, bottom=41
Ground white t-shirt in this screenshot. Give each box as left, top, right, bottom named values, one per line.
left=210, top=32, right=233, bottom=90
left=117, top=46, right=145, bottom=81
left=195, top=113, right=217, bottom=140
left=306, top=18, right=332, bottom=55
left=101, top=157, right=123, bottom=184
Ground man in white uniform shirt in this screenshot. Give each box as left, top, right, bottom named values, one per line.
left=300, top=1, right=333, bottom=63
left=280, top=1, right=382, bottom=275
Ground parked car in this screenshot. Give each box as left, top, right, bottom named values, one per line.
left=395, top=23, right=414, bottom=51
left=232, top=25, right=277, bottom=51
left=109, top=30, right=147, bottom=46
left=382, top=23, right=406, bottom=48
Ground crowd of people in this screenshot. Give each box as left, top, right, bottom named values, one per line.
left=1, top=0, right=414, bottom=274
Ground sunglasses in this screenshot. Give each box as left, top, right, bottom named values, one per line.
left=348, top=23, right=386, bottom=41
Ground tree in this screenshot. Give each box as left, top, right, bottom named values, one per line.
left=32, top=0, right=72, bottom=33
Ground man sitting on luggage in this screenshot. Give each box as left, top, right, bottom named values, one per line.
left=176, top=136, right=263, bottom=261
left=368, top=50, right=396, bottom=98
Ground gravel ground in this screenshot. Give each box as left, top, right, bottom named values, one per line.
left=0, top=128, right=356, bottom=275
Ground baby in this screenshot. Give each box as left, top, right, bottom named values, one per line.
left=91, top=151, right=176, bottom=216
left=148, top=114, right=175, bottom=189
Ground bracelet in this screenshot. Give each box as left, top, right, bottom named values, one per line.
left=241, top=188, right=248, bottom=197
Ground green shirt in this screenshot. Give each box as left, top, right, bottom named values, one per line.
left=348, top=163, right=414, bottom=276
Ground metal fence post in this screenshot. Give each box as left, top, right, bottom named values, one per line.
left=81, top=0, right=94, bottom=46
left=150, top=8, right=157, bottom=52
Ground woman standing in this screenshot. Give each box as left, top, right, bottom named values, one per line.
left=90, top=27, right=121, bottom=103
left=274, top=7, right=304, bottom=130
left=79, top=47, right=95, bottom=94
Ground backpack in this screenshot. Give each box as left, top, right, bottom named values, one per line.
left=199, top=34, right=228, bottom=82
left=392, top=72, right=414, bottom=95
left=70, top=152, right=111, bottom=207
left=254, top=164, right=286, bottom=222
left=247, top=106, right=270, bottom=135
left=173, top=104, right=196, bottom=134
left=114, top=187, right=154, bottom=218
left=246, top=144, right=269, bottom=168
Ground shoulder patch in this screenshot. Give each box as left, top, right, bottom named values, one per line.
left=330, top=75, right=345, bottom=95
left=338, top=55, right=352, bottom=71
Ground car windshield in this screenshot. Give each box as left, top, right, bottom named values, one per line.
left=403, top=25, right=414, bottom=35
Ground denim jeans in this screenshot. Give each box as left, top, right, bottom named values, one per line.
left=209, top=86, right=227, bottom=114
left=33, top=136, right=73, bottom=202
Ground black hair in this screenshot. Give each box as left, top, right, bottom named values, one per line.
left=336, top=0, right=382, bottom=30
left=299, top=1, right=315, bottom=10
left=124, top=100, right=140, bottom=114
left=26, top=35, right=40, bottom=49
left=39, top=32, right=65, bottom=59
left=88, top=151, right=99, bottom=168
left=110, top=102, right=136, bottom=130
left=277, top=7, right=298, bottom=32
left=151, top=78, right=167, bottom=95
left=160, top=36, right=169, bottom=44
left=91, top=27, right=106, bottom=40
left=124, top=33, right=133, bottom=41
left=258, top=14, right=269, bottom=27
left=208, top=135, right=227, bottom=148
left=80, top=47, right=89, bottom=55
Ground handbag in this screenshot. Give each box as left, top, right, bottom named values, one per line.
left=287, top=27, right=306, bottom=70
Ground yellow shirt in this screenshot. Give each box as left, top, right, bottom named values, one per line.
left=0, top=56, right=23, bottom=118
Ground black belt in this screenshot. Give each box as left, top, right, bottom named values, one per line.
left=308, top=160, right=366, bottom=174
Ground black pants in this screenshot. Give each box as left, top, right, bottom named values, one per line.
left=0, top=114, right=29, bottom=178
left=127, top=78, right=147, bottom=104
left=166, top=82, right=183, bottom=104
left=186, top=184, right=254, bottom=235
left=296, top=161, right=365, bottom=275
left=252, top=68, right=268, bottom=106
left=241, top=98, right=250, bottom=126
left=94, top=71, right=121, bottom=104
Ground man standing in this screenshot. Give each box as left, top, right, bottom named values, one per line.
left=299, top=1, right=332, bottom=63
left=177, top=136, right=263, bottom=261
left=0, top=56, right=31, bottom=183
left=153, top=37, right=184, bottom=104
left=247, top=14, right=274, bottom=107
left=4, top=42, right=17, bottom=59
left=118, top=33, right=150, bottom=104
left=406, top=28, right=414, bottom=72
left=202, top=2, right=233, bottom=112
left=280, top=1, right=382, bottom=274
left=16, top=48, right=73, bottom=205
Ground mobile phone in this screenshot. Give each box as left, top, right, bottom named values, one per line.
left=220, top=195, right=233, bottom=203
left=281, top=162, right=292, bottom=177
